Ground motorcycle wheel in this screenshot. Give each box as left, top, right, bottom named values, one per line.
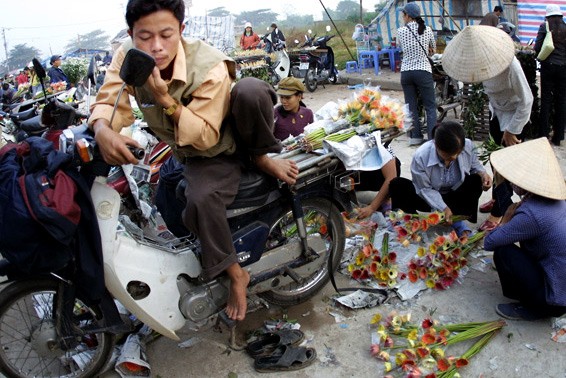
left=0, top=278, right=114, bottom=378
left=305, top=69, right=317, bottom=92
left=260, top=197, right=345, bottom=306
left=328, top=71, right=338, bottom=84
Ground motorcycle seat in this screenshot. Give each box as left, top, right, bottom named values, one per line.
left=175, top=168, right=277, bottom=210
left=9, top=107, right=37, bottom=122
left=20, top=115, right=47, bottom=134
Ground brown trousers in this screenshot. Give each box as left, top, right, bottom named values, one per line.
left=182, top=78, right=281, bottom=280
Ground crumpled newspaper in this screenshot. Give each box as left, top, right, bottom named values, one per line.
left=551, top=315, right=566, bottom=343
left=334, top=289, right=386, bottom=309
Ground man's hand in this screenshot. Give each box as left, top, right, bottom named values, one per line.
left=502, top=131, right=521, bottom=146
left=93, top=121, right=140, bottom=166
left=146, top=67, right=170, bottom=106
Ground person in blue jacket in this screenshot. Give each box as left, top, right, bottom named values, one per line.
left=485, top=138, right=566, bottom=320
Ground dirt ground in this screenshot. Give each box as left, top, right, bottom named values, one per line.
left=101, top=83, right=566, bottom=378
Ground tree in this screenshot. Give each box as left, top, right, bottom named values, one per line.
left=207, top=7, right=230, bottom=17
left=323, top=0, right=359, bottom=20
left=64, top=29, right=110, bottom=53
left=5, top=44, right=41, bottom=71
left=236, top=9, right=279, bottom=33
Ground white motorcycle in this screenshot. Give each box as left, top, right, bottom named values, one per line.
left=0, top=50, right=355, bottom=377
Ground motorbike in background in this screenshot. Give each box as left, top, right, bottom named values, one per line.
left=261, top=33, right=291, bottom=86
left=300, top=27, right=339, bottom=92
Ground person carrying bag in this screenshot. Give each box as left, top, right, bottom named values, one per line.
left=537, top=20, right=555, bottom=61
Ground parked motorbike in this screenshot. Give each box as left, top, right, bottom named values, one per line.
left=261, top=33, right=291, bottom=86
left=430, top=55, right=463, bottom=122
left=0, top=48, right=357, bottom=377
left=300, top=27, right=339, bottom=93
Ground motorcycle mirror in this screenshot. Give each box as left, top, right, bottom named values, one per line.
left=32, top=58, right=46, bottom=80
left=87, top=56, right=97, bottom=87
left=119, top=48, right=155, bottom=87
left=326, top=25, right=331, bottom=32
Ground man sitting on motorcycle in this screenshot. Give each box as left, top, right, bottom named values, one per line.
left=88, top=0, right=298, bottom=321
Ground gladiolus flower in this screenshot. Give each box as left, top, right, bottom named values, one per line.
left=319, top=224, right=327, bottom=235
left=448, top=230, right=458, bottom=242
left=422, top=357, right=437, bottom=370
left=422, top=318, right=434, bottom=329
left=417, top=246, right=426, bottom=257
left=431, top=347, right=445, bottom=359
left=429, top=244, right=437, bottom=254
left=419, top=267, right=428, bottom=279
left=379, top=351, right=391, bottom=362
left=352, top=269, right=362, bottom=279
left=421, top=219, right=429, bottom=231
left=395, top=352, right=407, bottom=366
left=362, top=244, right=373, bottom=257
left=402, top=239, right=411, bottom=247
left=428, top=213, right=441, bottom=225
left=370, top=261, right=378, bottom=273
left=437, top=358, right=451, bottom=371
left=434, top=235, right=446, bottom=247
left=384, top=362, right=393, bottom=372
left=384, top=336, right=394, bottom=347
left=370, top=344, right=380, bottom=356
left=408, top=270, right=418, bottom=283
left=388, top=252, right=397, bottom=263
left=426, top=279, right=435, bottom=288
left=412, top=220, right=420, bottom=232
left=416, top=346, right=430, bottom=358
left=360, top=269, right=370, bottom=280
left=455, top=358, right=469, bottom=367
left=421, top=333, right=436, bottom=345
left=370, top=313, right=382, bottom=324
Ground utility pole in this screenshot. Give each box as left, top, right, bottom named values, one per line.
left=2, top=28, right=9, bottom=71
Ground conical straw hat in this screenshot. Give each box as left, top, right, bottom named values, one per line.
left=490, top=138, right=566, bottom=200
left=442, top=25, right=515, bottom=83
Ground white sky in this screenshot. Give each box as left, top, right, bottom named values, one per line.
left=0, top=0, right=378, bottom=62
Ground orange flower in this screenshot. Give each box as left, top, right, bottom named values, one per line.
left=455, top=358, right=469, bottom=368
left=422, top=318, right=434, bottom=329
left=319, top=224, right=328, bottom=235
left=412, top=220, right=420, bottom=232
left=416, top=346, right=430, bottom=358
left=428, top=213, right=441, bottom=225
left=437, top=358, right=451, bottom=371
left=408, top=270, right=418, bottom=283
left=434, top=235, right=446, bottom=247
left=421, top=333, right=436, bottom=345
left=362, top=244, right=373, bottom=257
left=388, top=252, right=397, bottom=263
left=419, top=267, right=428, bottom=279
left=420, top=219, right=429, bottom=231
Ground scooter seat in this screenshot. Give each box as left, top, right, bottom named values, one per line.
left=20, top=115, right=47, bottom=134
left=175, top=168, right=277, bottom=210
left=9, top=107, right=37, bottom=122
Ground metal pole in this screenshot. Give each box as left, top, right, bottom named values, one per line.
left=318, top=0, right=357, bottom=61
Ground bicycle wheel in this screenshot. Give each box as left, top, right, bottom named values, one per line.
left=0, top=278, right=114, bottom=378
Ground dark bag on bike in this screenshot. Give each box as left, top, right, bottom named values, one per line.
left=0, top=138, right=78, bottom=273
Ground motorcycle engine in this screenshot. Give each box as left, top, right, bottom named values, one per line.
left=178, top=277, right=229, bottom=322
left=320, top=69, right=330, bottom=81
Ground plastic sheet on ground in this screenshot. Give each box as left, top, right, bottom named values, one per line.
left=551, top=315, right=566, bottom=343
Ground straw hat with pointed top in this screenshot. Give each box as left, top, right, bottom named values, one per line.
left=490, top=138, right=566, bottom=200
left=441, top=25, right=515, bottom=83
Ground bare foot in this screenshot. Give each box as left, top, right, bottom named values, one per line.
left=225, top=264, right=250, bottom=321
left=255, top=154, right=299, bottom=185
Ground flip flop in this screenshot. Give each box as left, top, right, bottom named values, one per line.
left=246, top=329, right=304, bottom=358
left=253, top=344, right=317, bottom=373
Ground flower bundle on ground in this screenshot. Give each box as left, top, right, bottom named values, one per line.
left=407, top=230, right=485, bottom=290
left=369, top=311, right=506, bottom=377
left=338, top=88, right=405, bottom=130
left=388, top=210, right=484, bottom=290
left=50, top=81, right=67, bottom=93
left=348, top=233, right=407, bottom=288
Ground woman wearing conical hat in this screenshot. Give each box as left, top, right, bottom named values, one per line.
left=484, top=138, right=566, bottom=321
left=442, top=25, right=534, bottom=232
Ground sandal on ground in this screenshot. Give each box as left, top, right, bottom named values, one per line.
left=253, top=344, right=317, bottom=373
left=479, top=199, right=495, bottom=213
left=246, top=329, right=304, bottom=358
left=478, top=219, right=499, bottom=232
left=495, top=303, right=547, bottom=321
